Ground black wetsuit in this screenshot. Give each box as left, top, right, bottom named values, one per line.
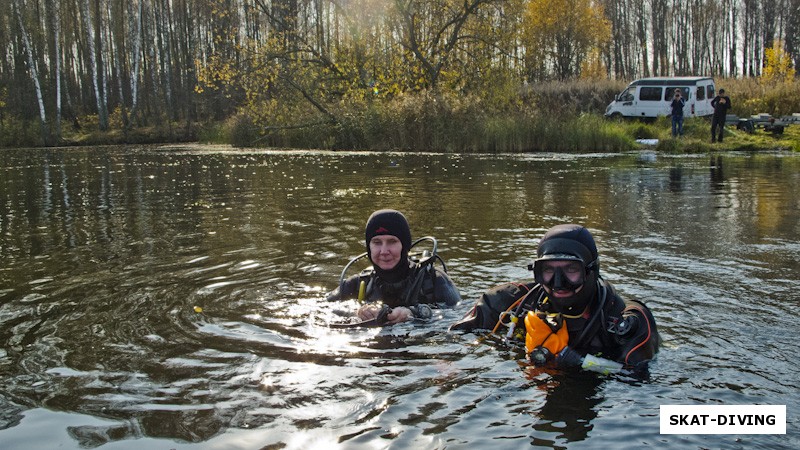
left=327, top=258, right=460, bottom=318
left=450, top=279, right=659, bottom=369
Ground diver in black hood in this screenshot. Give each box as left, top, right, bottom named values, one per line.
left=450, top=224, right=659, bottom=372
left=326, top=209, right=461, bottom=325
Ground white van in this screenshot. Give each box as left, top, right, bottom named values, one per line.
left=605, top=77, right=716, bottom=119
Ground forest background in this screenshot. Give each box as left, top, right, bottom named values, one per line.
left=1, top=0, right=799, bottom=151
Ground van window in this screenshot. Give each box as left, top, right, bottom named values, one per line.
left=696, top=86, right=705, bottom=100
left=707, top=85, right=715, bottom=98
left=640, top=87, right=662, bottom=101
left=665, top=87, right=690, bottom=101
left=619, top=88, right=634, bottom=102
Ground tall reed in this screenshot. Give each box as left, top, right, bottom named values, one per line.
left=230, top=78, right=798, bottom=152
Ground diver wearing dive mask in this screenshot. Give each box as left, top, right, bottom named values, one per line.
left=530, top=228, right=599, bottom=317
left=451, top=224, right=660, bottom=374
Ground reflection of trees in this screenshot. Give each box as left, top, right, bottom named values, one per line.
left=3, top=149, right=800, bottom=447
left=66, top=408, right=224, bottom=446
left=4, top=151, right=800, bottom=275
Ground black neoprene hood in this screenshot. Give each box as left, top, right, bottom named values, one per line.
left=535, top=224, right=599, bottom=270
left=531, top=224, right=600, bottom=315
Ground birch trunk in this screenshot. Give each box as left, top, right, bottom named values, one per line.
left=156, top=0, right=174, bottom=121
left=81, top=0, right=108, bottom=130
left=109, top=1, right=128, bottom=129
left=52, top=0, right=62, bottom=138
left=98, top=0, right=109, bottom=127
left=129, top=0, right=144, bottom=121
left=13, top=0, right=47, bottom=134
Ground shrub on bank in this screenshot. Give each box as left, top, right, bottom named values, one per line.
left=716, top=78, right=800, bottom=117
left=0, top=117, right=44, bottom=147
left=520, top=79, right=628, bottom=116
left=250, top=90, right=637, bottom=153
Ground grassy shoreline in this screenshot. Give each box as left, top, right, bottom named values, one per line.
left=3, top=79, right=799, bottom=152
left=636, top=116, right=800, bottom=153
left=9, top=113, right=795, bottom=153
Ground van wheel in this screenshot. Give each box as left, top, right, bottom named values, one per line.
left=737, top=120, right=755, bottom=133
left=607, top=113, right=623, bottom=121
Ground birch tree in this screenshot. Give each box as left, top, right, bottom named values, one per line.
left=129, top=0, right=144, bottom=122
left=81, top=0, right=109, bottom=129
left=13, top=0, right=47, bottom=135
left=392, top=0, right=496, bottom=89
left=51, top=0, right=62, bottom=138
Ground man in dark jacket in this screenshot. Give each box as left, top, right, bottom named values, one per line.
left=670, top=88, right=686, bottom=137
left=450, top=224, right=660, bottom=374
left=711, top=88, right=732, bottom=143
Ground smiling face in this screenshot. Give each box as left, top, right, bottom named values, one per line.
left=369, top=235, right=403, bottom=271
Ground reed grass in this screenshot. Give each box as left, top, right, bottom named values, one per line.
left=246, top=88, right=638, bottom=152
left=241, top=78, right=798, bottom=153
left=716, top=78, right=800, bottom=117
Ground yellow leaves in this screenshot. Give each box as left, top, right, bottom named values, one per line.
left=580, top=49, right=608, bottom=80
left=762, top=40, right=796, bottom=85
left=525, top=0, right=611, bottom=45
left=195, top=55, right=239, bottom=94
left=523, top=0, right=612, bottom=78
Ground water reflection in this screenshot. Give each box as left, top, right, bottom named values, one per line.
left=529, top=373, right=605, bottom=443
left=1, top=146, right=800, bottom=449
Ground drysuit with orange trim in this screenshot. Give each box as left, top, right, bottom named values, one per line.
left=450, top=279, right=660, bottom=371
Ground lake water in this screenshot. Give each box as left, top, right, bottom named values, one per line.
left=1, top=145, right=798, bottom=449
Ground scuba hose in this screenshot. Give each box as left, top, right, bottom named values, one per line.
left=569, top=279, right=607, bottom=350
left=491, top=280, right=608, bottom=341
left=491, top=283, right=541, bottom=339
left=403, top=255, right=432, bottom=306
left=621, top=302, right=654, bottom=365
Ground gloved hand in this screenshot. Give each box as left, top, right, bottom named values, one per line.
left=556, top=346, right=583, bottom=367
left=357, top=303, right=392, bottom=323
left=525, top=312, right=569, bottom=365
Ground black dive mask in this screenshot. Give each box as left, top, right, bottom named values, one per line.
left=532, top=258, right=586, bottom=292
left=530, top=226, right=600, bottom=315
left=529, top=255, right=598, bottom=315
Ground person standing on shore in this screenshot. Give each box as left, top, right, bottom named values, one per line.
left=670, top=88, right=686, bottom=137
left=710, top=89, right=732, bottom=143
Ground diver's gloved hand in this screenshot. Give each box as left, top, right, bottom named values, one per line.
left=556, top=346, right=583, bottom=367
left=408, top=304, right=433, bottom=321
left=525, top=312, right=569, bottom=365
left=384, top=306, right=413, bottom=324
left=357, top=303, right=390, bottom=322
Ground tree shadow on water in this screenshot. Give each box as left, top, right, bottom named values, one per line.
left=525, top=370, right=606, bottom=446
